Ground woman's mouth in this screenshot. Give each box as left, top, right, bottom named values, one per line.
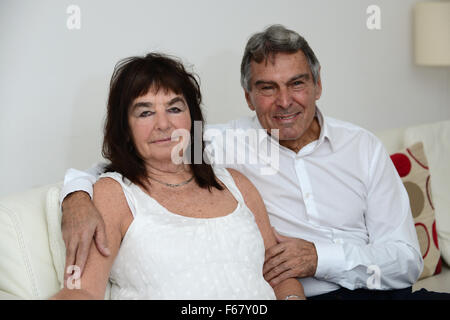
left=151, top=137, right=172, bottom=144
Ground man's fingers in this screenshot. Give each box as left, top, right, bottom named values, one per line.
left=264, top=261, right=291, bottom=283
left=264, top=243, right=285, bottom=262
left=75, top=236, right=92, bottom=276
left=263, top=252, right=286, bottom=275
left=64, top=241, right=78, bottom=283
left=94, top=221, right=110, bottom=256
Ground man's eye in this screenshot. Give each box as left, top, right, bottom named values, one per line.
left=292, top=81, right=304, bottom=87
left=261, top=86, right=274, bottom=91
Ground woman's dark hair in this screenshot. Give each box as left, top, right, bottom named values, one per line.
left=102, top=52, right=223, bottom=191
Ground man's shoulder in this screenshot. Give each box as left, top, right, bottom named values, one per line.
left=324, top=116, right=383, bottom=150
left=325, top=116, right=377, bottom=139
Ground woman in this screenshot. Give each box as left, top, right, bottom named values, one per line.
left=52, top=53, right=305, bottom=300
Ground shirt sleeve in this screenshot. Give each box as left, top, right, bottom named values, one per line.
left=59, top=162, right=108, bottom=206
left=314, top=137, right=423, bottom=290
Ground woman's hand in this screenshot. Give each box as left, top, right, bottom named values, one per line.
left=61, top=191, right=110, bottom=280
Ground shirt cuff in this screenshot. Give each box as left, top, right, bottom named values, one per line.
left=59, top=178, right=94, bottom=206
left=314, top=241, right=346, bottom=281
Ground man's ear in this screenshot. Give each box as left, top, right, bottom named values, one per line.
left=245, top=90, right=256, bottom=111
left=314, top=67, right=322, bottom=101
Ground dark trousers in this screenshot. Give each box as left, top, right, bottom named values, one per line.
left=309, top=286, right=450, bottom=300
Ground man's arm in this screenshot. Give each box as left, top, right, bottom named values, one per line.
left=60, top=162, right=110, bottom=280
left=229, top=168, right=306, bottom=299
left=264, top=138, right=423, bottom=290
left=52, top=177, right=126, bottom=300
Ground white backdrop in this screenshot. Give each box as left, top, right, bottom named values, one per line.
left=1, top=0, right=449, bottom=197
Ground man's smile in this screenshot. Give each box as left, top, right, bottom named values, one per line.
left=273, top=111, right=301, bottom=123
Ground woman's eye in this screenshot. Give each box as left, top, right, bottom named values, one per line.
left=168, top=107, right=182, bottom=113
left=139, top=111, right=154, bottom=117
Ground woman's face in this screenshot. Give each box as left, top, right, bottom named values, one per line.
left=128, top=87, right=192, bottom=165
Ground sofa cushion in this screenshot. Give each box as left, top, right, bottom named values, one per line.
left=390, top=142, right=441, bottom=279
left=0, top=184, right=61, bottom=299
left=46, top=186, right=66, bottom=288
left=404, top=120, right=450, bottom=267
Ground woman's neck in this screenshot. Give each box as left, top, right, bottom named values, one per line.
left=145, top=161, right=192, bottom=183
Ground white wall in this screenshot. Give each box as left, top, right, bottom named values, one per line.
left=1, top=0, right=449, bottom=197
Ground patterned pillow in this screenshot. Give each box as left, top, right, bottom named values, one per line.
left=390, top=142, right=441, bottom=280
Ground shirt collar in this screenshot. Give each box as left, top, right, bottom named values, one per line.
left=315, top=107, right=336, bottom=152
left=252, top=106, right=336, bottom=153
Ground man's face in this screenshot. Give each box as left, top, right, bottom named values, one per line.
left=245, top=51, right=322, bottom=149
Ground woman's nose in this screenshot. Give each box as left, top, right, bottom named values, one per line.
left=155, top=111, right=170, bottom=131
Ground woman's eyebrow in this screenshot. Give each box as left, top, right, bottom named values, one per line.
left=131, top=101, right=152, bottom=110
left=131, top=96, right=184, bottom=110
left=167, top=96, right=185, bottom=106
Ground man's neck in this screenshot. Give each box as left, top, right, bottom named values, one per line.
left=279, top=117, right=321, bottom=153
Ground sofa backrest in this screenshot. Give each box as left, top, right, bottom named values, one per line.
left=376, top=120, right=450, bottom=268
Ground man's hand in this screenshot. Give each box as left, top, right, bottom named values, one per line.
left=263, top=229, right=318, bottom=287
left=61, top=191, right=110, bottom=280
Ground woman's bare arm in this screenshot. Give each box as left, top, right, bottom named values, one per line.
left=227, top=168, right=305, bottom=300
left=51, top=177, right=130, bottom=299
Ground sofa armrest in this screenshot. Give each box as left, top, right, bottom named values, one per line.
left=0, top=290, right=23, bottom=300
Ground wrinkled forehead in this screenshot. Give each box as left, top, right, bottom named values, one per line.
left=250, top=51, right=312, bottom=80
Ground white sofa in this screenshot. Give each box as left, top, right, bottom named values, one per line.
left=1, top=120, right=449, bottom=300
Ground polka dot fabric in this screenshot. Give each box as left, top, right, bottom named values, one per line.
left=100, top=168, right=276, bottom=300
left=390, top=142, right=442, bottom=280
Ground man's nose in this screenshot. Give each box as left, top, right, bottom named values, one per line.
left=275, top=87, right=292, bottom=109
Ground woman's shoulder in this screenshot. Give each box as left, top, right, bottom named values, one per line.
left=95, top=174, right=123, bottom=192
left=96, top=172, right=134, bottom=193
left=224, top=168, right=262, bottom=205
left=94, top=174, right=131, bottom=211
left=225, top=168, right=254, bottom=190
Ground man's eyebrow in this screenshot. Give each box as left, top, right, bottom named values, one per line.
left=254, top=73, right=310, bottom=87
left=288, top=73, right=310, bottom=83
left=254, top=80, right=277, bottom=87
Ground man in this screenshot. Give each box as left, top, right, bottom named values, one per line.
left=60, top=25, right=442, bottom=299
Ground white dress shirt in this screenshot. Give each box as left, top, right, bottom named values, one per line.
left=60, top=108, right=423, bottom=297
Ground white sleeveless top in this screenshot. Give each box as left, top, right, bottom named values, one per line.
left=100, top=167, right=276, bottom=300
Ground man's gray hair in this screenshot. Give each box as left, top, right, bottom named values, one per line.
left=240, top=24, right=320, bottom=91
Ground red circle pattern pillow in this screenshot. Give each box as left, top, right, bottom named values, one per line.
left=390, top=142, right=441, bottom=280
